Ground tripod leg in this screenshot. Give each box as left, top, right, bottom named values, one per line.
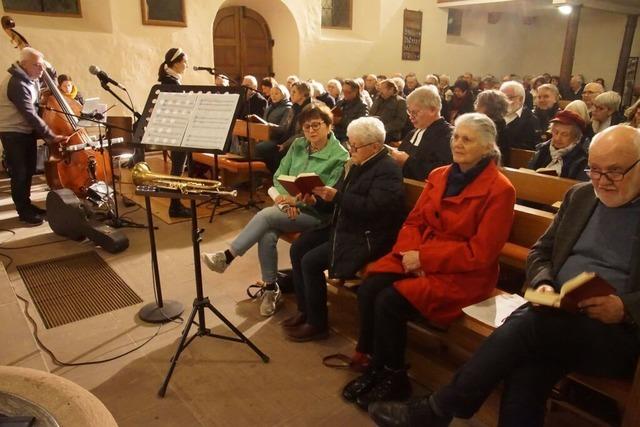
left=205, top=302, right=270, bottom=363
left=158, top=303, right=199, bottom=397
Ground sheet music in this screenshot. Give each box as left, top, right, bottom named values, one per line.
left=183, top=92, right=240, bottom=150
left=140, top=91, right=239, bottom=150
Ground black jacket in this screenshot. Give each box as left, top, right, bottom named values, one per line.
left=528, top=141, right=589, bottom=181
left=272, top=97, right=311, bottom=146
left=369, top=94, right=408, bottom=142
left=316, top=92, right=336, bottom=109
left=317, top=148, right=406, bottom=278
left=158, top=74, right=180, bottom=85
left=527, top=182, right=640, bottom=333
left=239, top=92, right=268, bottom=118
left=398, top=117, right=453, bottom=180
left=532, top=104, right=559, bottom=143
left=504, top=107, right=538, bottom=151
left=334, top=97, right=368, bottom=142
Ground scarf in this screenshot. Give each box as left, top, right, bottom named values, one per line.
left=545, top=142, right=577, bottom=175
left=163, top=64, right=182, bottom=84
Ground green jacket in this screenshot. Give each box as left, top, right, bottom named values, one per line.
left=274, top=132, right=349, bottom=219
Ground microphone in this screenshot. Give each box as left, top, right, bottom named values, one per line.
left=193, top=66, right=215, bottom=72
left=89, top=65, right=126, bottom=90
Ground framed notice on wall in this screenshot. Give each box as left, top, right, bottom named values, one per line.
left=402, top=9, right=422, bottom=61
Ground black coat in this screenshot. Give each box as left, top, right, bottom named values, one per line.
left=504, top=107, right=538, bottom=151
left=317, top=149, right=406, bottom=279
left=334, top=97, right=368, bottom=142
left=239, top=92, right=268, bottom=118
left=158, top=74, right=179, bottom=85
left=316, top=92, right=336, bottom=109
left=398, top=117, right=453, bottom=180
left=528, top=141, right=589, bottom=181
left=369, top=94, right=408, bottom=142
left=532, top=104, right=559, bottom=143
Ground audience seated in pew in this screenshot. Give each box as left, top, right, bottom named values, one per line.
left=260, top=84, right=292, bottom=127
left=341, top=113, right=516, bottom=411
left=563, top=99, right=594, bottom=145
left=591, top=91, right=625, bottom=135
left=532, top=83, right=560, bottom=143
left=334, top=79, right=369, bottom=142
left=387, top=86, right=453, bottom=181
left=327, top=78, right=343, bottom=103
left=310, top=80, right=336, bottom=109
left=254, top=81, right=311, bottom=173
left=202, top=103, right=349, bottom=317
left=582, top=81, right=604, bottom=114
left=284, top=117, right=406, bottom=342
left=445, top=79, right=474, bottom=124
left=238, top=75, right=267, bottom=118
left=369, top=79, right=408, bottom=143
left=500, top=80, right=538, bottom=150
left=474, top=89, right=510, bottom=165
left=528, top=110, right=589, bottom=181
left=370, top=125, right=640, bottom=427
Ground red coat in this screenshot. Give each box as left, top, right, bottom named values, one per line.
left=366, top=161, right=516, bottom=325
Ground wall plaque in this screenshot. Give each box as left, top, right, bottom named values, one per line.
left=402, top=9, right=422, bottom=61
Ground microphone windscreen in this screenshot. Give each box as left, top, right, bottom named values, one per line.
left=89, top=65, right=100, bottom=75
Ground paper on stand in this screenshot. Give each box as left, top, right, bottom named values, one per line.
left=462, top=294, right=528, bottom=328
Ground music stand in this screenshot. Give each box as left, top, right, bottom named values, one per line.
left=133, top=85, right=269, bottom=397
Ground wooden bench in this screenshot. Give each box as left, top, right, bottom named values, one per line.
left=508, top=148, right=535, bottom=169
left=191, top=119, right=272, bottom=186
left=501, top=167, right=578, bottom=209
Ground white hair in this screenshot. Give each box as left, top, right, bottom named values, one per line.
left=453, top=112, right=501, bottom=164
left=500, top=81, right=525, bottom=99
left=594, top=91, right=622, bottom=112
left=243, top=75, right=258, bottom=89
left=310, top=81, right=326, bottom=96
left=347, top=116, right=386, bottom=146
left=407, top=85, right=442, bottom=112
left=20, top=47, right=43, bottom=62
left=391, top=77, right=405, bottom=94
left=564, top=100, right=590, bottom=124
left=274, top=84, right=290, bottom=101
left=327, top=79, right=342, bottom=94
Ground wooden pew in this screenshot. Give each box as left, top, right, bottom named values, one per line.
left=501, top=167, right=578, bottom=208
left=508, top=148, right=535, bottom=169
left=192, top=119, right=271, bottom=186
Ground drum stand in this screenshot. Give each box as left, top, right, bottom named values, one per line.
left=133, top=188, right=270, bottom=397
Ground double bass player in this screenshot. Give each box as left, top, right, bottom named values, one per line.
left=0, top=47, right=66, bottom=225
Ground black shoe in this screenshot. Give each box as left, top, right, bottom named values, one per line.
left=19, top=211, right=43, bottom=225
left=368, top=396, right=452, bottom=427
left=343, top=367, right=388, bottom=403
left=356, top=369, right=412, bottom=411
left=169, top=204, right=192, bottom=218
left=28, top=204, right=46, bottom=215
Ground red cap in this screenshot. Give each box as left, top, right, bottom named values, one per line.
left=550, top=110, right=586, bottom=133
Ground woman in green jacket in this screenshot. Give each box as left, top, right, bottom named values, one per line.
left=203, top=103, right=349, bottom=317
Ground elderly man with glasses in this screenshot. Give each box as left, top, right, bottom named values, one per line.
left=369, top=124, right=640, bottom=427
left=387, top=85, right=453, bottom=180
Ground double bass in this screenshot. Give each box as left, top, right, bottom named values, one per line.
left=1, top=15, right=112, bottom=197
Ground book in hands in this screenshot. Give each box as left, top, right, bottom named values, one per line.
left=524, top=272, right=616, bottom=313
left=277, top=173, right=324, bottom=196
left=535, top=167, right=559, bottom=176
left=246, top=114, right=268, bottom=125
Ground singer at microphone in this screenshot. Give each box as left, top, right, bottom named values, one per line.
left=89, top=65, right=126, bottom=90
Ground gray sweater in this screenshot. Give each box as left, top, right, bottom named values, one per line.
left=0, top=63, right=55, bottom=139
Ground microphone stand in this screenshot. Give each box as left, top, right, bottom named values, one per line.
left=40, top=105, right=147, bottom=229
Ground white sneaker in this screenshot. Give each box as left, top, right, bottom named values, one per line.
left=202, top=251, right=228, bottom=273
left=259, top=283, right=282, bottom=317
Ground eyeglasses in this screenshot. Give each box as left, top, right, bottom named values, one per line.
left=347, top=141, right=376, bottom=152
left=585, top=159, right=640, bottom=182
left=302, top=121, right=325, bottom=131
left=407, top=109, right=423, bottom=118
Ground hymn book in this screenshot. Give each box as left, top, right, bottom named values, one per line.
left=524, top=272, right=616, bottom=313
left=535, top=167, right=559, bottom=176
left=277, top=173, right=324, bottom=196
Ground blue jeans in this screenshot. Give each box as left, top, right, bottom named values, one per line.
left=433, top=305, right=640, bottom=427
left=230, top=206, right=322, bottom=283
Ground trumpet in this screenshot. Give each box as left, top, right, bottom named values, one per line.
left=132, top=162, right=238, bottom=197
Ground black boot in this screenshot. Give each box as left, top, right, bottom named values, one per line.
left=356, top=368, right=412, bottom=410
left=343, top=367, right=388, bottom=403
left=368, top=395, right=452, bottom=427
left=169, top=200, right=192, bottom=218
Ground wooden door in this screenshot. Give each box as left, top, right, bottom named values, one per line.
left=213, top=6, right=273, bottom=84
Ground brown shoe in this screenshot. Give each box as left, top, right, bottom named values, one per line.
left=286, top=323, right=328, bottom=342
left=281, top=311, right=306, bottom=328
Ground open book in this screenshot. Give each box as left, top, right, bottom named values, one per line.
left=524, top=272, right=616, bottom=313
left=535, top=167, right=559, bottom=176
left=246, top=114, right=268, bottom=125
left=277, top=173, right=324, bottom=196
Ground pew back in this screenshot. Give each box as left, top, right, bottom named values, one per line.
left=501, top=167, right=578, bottom=207
left=508, top=148, right=535, bottom=169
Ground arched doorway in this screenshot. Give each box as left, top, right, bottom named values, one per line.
left=213, top=6, right=273, bottom=84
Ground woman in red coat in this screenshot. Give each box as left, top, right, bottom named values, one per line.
left=342, top=113, right=516, bottom=410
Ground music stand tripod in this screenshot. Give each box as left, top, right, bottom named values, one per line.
left=143, top=190, right=269, bottom=398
